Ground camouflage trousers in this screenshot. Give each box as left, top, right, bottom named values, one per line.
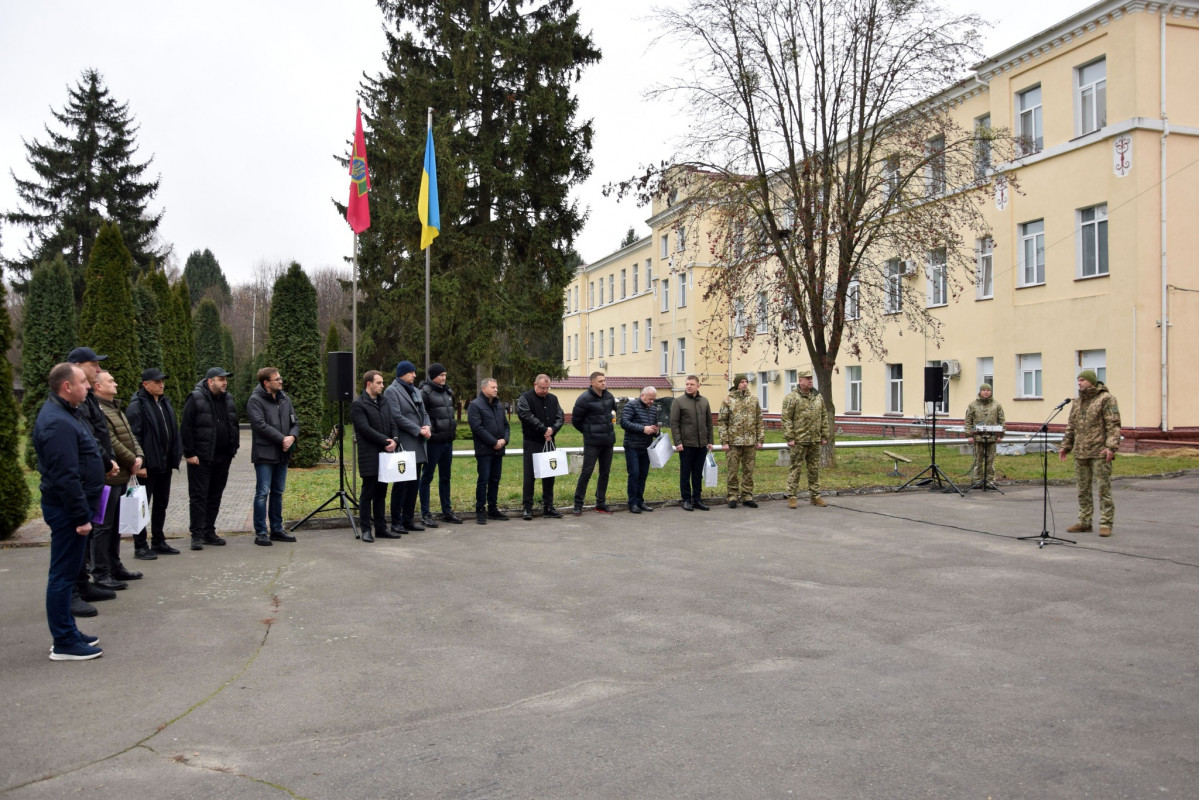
left=1075, top=457, right=1114, bottom=527
left=726, top=445, right=757, bottom=502
left=971, top=442, right=997, bottom=484
left=786, top=443, right=821, bottom=499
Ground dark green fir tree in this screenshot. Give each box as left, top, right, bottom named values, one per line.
left=131, top=277, right=164, bottom=376
left=266, top=263, right=322, bottom=468
left=78, top=222, right=140, bottom=397
left=182, top=249, right=231, bottom=308
left=20, top=256, right=78, bottom=468
left=168, top=279, right=196, bottom=401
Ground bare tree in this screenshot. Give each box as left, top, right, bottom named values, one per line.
left=621, top=0, right=1020, bottom=463
left=309, top=266, right=351, bottom=346
left=228, top=259, right=288, bottom=365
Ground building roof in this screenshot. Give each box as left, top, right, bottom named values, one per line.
left=551, top=376, right=674, bottom=391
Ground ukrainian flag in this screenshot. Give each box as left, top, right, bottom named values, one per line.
left=418, top=127, right=440, bottom=250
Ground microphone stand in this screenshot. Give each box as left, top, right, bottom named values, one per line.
left=1018, top=400, right=1073, bottom=548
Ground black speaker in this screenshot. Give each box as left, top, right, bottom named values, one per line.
left=923, top=365, right=945, bottom=403
left=327, top=351, right=354, bottom=402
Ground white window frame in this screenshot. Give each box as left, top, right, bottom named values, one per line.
left=598, top=331, right=604, bottom=358
left=756, top=292, right=769, bottom=334
left=631, top=321, right=639, bottom=353
left=886, top=364, right=903, bottom=414
left=678, top=274, right=687, bottom=308
left=974, top=114, right=992, bottom=181
left=845, top=279, right=860, bottom=321
left=660, top=235, right=669, bottom=259
left=926, top=135, right=946, bottom=197
left=1017, top=85, right=1043, bottom=155
left=1076, top=58, right=1107, bottom=137
left=1078, top=349, right=1107, bottom=386
left=785, top=369, right=798, bottom=396
left=677, top=338, right=687, bottom=373
left=846, top=366, right=862, bottom=413
left=977, top=357, right=994, bottom=394
left=620, top=269, right=627, bottom=299
left=758, top=373, right=769, bottom=410
left=884, top=258, right=902, bottom=314
left=609, top=327, right=615, bottom=356
left=588, top=332, right=594, bottom=359
left=976, top=238, right=994, bottom=300
left=926, top=248, right=947, bottom=308
left=660, top=278, right=669, bottom=312
left=1018, top=353, right=1043, bottom=399
left=608, top=275, right=614, bottom=303
left=645, top=318, right=652, bottom=351
left=660, top=341, right=669, bottom=375
left=645, top=259, right=652, bottom=286
left=589, top=281, right=595, bottom=309
left=620, top=324, right=627, bottom=355
left=632, top=267, right=639, bottom=294
left=1078, top=204, right=1109, bottom=278
left=882, top=155, right=901, bottom=201
left=734, top=299, right=748, bottom=338
left=1019, top=220, right=1045, bottom=287
left=598, top=280, right=604, bottom=306
left=676, top=226, right=686, bottom=252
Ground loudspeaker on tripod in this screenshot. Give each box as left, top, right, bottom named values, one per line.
left=924, top=365, right=945, bottom=403
left=327, top=351, right=354, bottom=402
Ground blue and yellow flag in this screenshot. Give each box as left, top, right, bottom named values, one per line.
left=418, top=127, right=440, bottom=250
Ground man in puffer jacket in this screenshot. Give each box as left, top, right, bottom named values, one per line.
left=418, top=363, right=461, bottom=526
left=571, top=371, right=617, bottom=515
left=1059, top=370, right=1121, bottom=537
left=181, top=367, right=240, bottom=551
left=620, top=386, right=660, bottom=514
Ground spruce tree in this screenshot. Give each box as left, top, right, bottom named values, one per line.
left=193, top=298, right=225, bottom=380
left=20, top=256, right=78, bottom=468
left=182, top=249, right=231, bottom=308
left=4, top=69, right=164, bottom=296
left=131, top=278, right=163, bottom=376
left=352, top=0, right=597, bottom=386
left=144, top=269, right=186, bottom=408
left=78, top=222, right=140, bottom=398
left=266, top=263, right=322, bottom=468
left=0, top=262, right=32, bottom=537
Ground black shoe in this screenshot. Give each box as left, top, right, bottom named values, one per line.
left=727, top=500, right=738, bottom=509
left=94, top=576, right=128, bottom=591
left=421, top=515, right=440, bottom=528
left=543, top=506, right=564, bottom=519
left=743, top=500, right=758, bottom=508
left=630, top=505, right=642, bottom=514
left=152, top=543, right=180, bottom=555
left=71, top=592, right=98, bottom=618
left=190, top=538, right=203, bottom=551
left=361, top=530, right=375, bottom=543
left=79, top=582, right=117, bottom=602
left=112, top=566, right=143, bottom=581
left=487, top=509, right=509, bottom=521
left=476, top=512, right=488, bottom=525
left=441, top=512, right=464, bottom=524
left=202, top=535, right=227, bottom=546
left=134, top=548, right=158, bottom=561
left=403, top=522, right=425, bottom=532
left=639, top=503, right=654, bottom=513
left=682, top=501, right=694, bottom=512
left=572, top=505, right=583, bottom=516
left=376, top=530, right=403, bottom=539
left=594, top=505, right=613, bottom=514
left=522, top=508, right=533, bottom=521
left=694, top=501, right=710, bottom=511
left=254, top=534, right=273, bottom=546
left=269, top=531, right=297, bottom=542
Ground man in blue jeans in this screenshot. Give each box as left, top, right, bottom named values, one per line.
left=246, top=367, right=298, bottom=546
left=34, top=363, right=107, bottom=661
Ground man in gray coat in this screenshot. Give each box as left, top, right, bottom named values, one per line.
left=383, top=360, right=431, bottom=533
left=246, top=366, right=299, bottom=546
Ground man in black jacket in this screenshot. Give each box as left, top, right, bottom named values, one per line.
left=181, top=367, right=240, bottom=551
left=620, top=386, right=660, bottom=514
left=350, top=370, right=398, bottom=542
left=467, top=378, right=510, bottom=524
left=247, top=367, right=299, bottom=547
left=571, top=371, right=617, bottom=515
left=516, top=374, right=565, bottom=520
left=418, top=363, right=462, bottom=526
left=126, top=368, right=183, bottom=559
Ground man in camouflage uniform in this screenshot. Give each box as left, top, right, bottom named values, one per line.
left=1059, top=369, right=1121, bottom=536
left=718, top=374, right=764, bottom=508
left=781, top=369, right=830, bottom=508
left=964, top=382, right=1005, bottom=488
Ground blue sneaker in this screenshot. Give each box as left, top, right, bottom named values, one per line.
left=50, top=641, right=103, bottom=661
left=50, top=634, right=99, bottom=653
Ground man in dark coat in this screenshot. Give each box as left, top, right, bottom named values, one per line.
left=181, top=367, right=240, bottom=551
left=670, top=374, right=714, bottom=511
left=34, top=363, right=107, bottom=660
left=516, top=373, right=565, bottom=520
left=126, top=368, right=183, bottom=559
left=620, top=386, right=660, bottom=514
left=467, top=377, right=510, bottom=524
left=350, top=370, right=398, bottom=542
left=571, top=371, right=617, bottom=515
left=383, top=360, right=431, bottom=533
left=246, top=366, right=299, bottom=546
left=418, top=362, right=462, bottom=526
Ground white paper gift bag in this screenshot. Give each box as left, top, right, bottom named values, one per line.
left=533, top=444, right=569, bottom=478
left=648, top=432, right=674, bottom=469
left=703, top=452, right=719, bottom=487
left=118, top=479, right=150, bottom=536
left=378, top=449, right=418, bottom=483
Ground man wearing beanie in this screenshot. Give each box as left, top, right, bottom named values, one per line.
left=419, top=362, right=462, bottom=525
left=718, top=374, right=764, bottom=508
left=964, top=382, right=1005, bottom=489
left=1059, top=369, right=1121, bottom=536
left=383, top=360, right=431, bottom=533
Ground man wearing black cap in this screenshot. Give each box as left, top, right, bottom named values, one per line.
left=419, top=362, right=462, bottom=526
left=181, top=367, right=240, bottom=550
left=383, top=360, right=431, bottom=533
left=126, top=368, right=183, bottom=558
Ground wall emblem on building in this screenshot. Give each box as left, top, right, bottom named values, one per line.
left=1113, top=134, right=1132, bottom=178
left=994, top=175, right=1009, bottom=211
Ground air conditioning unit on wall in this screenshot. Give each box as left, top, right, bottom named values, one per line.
left=901, top=259, right=919, bottom=277
left=941, top=359, right=961, bottom=377
left=766, top=370, right=780, bottom=382
left=598, top=359, right=607, bottom=368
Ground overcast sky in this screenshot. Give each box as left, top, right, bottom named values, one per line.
left=0, top=0, right=1056, bottom=286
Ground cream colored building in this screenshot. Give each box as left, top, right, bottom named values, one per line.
left=565, top=0, right=1199, bottom=434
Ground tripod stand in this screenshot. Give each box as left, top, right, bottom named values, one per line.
left=291, top=400, right=360, bottom=538
left=969, top=429, right=1004, bottom=494
left=897, top=408, right=964, bottom=496
left=1018, top=403, right=1073, bottom=548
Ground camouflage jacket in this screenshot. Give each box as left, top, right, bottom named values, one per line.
left=1062, top=384, right=1121, bottom=458
left=718, top=389, right=764, bottom=446
left=781, top=388, right=829, bottom=443
left=964, top=397, right=1005, bottom=431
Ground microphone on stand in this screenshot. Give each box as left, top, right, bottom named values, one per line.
left=1054, top=398, right=1072, bottom=411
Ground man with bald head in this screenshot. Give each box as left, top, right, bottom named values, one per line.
left=620, top=386, right=660, bottom=514
left=516, top=374, right=565, bottom=520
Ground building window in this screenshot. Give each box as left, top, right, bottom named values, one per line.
left=926, top=135, right=946, bottom=197
left=1077, top=349, right=1106, bottom=385
left=678, top=273, right=687, bottom=307
left=660, top=279, right=669, bottom=312
left=927, top=248, right=947, bottom=308
left=646, top=259, right=653, bottom=285
left=756, top=291, right=769, bottom=334
left=608, top=275, right=614, bottom=303
left=976, top=238, right=993, bottom=299
left=574, top=334, right=578, bottom=362
left=620, top=324, right=627, bottom=354
left=632, top=321, right=639, bottom=352
left=734, top=299, right=748, bottom=337
left=882, top=155, right=900, bottom=201
left=677, top=226, right=686, bottom=252
left=645, top=318, right=652, bottom=350
left=974, top=114, right=992, bottom=181
left=886, top=364, right=903, bottom=413
left=846, top=366, right=862, bottom=413
left=1018, top=353, right=1042, bottom=398
left=885, top=258, right=903, bottom=314
left=598, top=280, right=604, bottom=305
left=588, top=332, right=594, bottom=358
left=846, top=278, right=860, bottom=321
left=1076, top=58, right=1106, bottom=136
left=660, top=235, right=669, bottom=259
left=609, top=327, right=615, bottom=356
left=597, top=331, right=604, bottom=358
left=677, top=338, right=687, bottom=373
left=785, top=369, right=798, bottom=396
left=620, top=269, right=627, bottom=299
left=632, top=267, right=639, bottom=294
left=589, top=281, right=595, bottom=309
left=1019, top=220, right=1045, bottom=287
left=1017, top=85, right=1043, bottom=155
left=1078, top=204, right=1108, bottom=278
left=758, top=373, right=769, bottom=410
left=977, top=357, right=994, bottom=393
left=928, top=361, right=949, bottom=414
left=660, top=341, right=669, bottom=375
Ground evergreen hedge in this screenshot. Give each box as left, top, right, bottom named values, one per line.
left=167, top=279, right=195, bottom=401
left=20, top=257, right=77, bottom=469
left=0, top=262, right=32, bottom=538
left=78, top=221, right=140, bottom=399
left=267, top=263, right=323, bottom=467
left=131, top=278, right=163, bottom=376
left=193, top=298, right=225, bottom=381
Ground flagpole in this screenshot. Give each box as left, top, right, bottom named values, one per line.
left=351, top=227, right=359, bottom=495
left=424, top=107, right=432, bottom=375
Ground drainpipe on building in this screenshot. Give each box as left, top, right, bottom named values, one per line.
left=1159, top=4, right=1173, bottom=432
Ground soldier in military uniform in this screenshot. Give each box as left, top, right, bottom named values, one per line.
left=781, top=369, right=830, bottom=508
left=1059, top=369, right=1121, bottom=536
left=964, top=382, right=1005, bottom=488
left=718, top=374, right=765, bottom=508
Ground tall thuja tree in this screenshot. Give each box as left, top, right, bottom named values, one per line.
left=0, top=261, right=31, bottom=538
left=220, top=325, right=235, bottom=376
left=131, top=277, right=163, bottom=377
left=79, top=222, right=140, bottom=395
left=4, top=69, right=164, bottom=297
left=352, top=0, right=598, bottom=385
left=266, top=262, right=322, bottom=467
left=193, top=298, right=225, bottom=380
left=20, top=256, right=77, bottom=468
left=182, top=248, right=231, bottom=308
left=144, top=269, right=186, bottom=407
left=166, top=278, right=195, bottom=404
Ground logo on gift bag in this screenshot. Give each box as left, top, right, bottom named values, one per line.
left=549, top=458, right=558, bottom=470
left=398, top=461, right=407, bottom=475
